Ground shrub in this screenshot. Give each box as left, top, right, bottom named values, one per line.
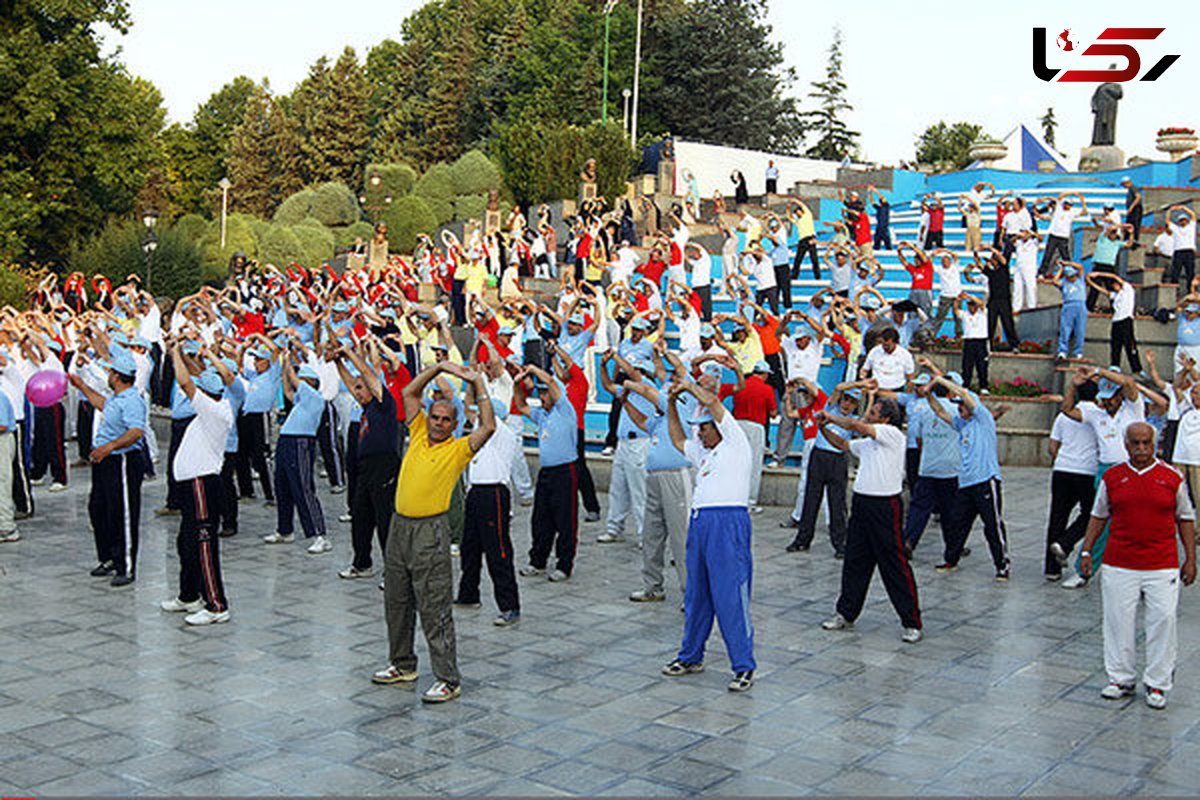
left=424, top=197, right=454, bottom=226
left=68, top=220, right=209, bottom=299
left=258, top=225, right=305, bottom=270
left=274, top=189, right=317, bottom=224
left=414, top=163, right=455, bottom=202
left=363, top=162, right=417, bottom=198
left=309, top=181, right=361, bottom=227
left=296, top=216, right=327, bottom=230
left=381, top=195, right=437, bottom=254
left=448, top=149, right=502, bottom=195
left=453, top=193, right=488, bottom=224
left=332, top=221, right=375, bottom=249
left=0, top=265, right=30, bottom=308
left=492, top=119, right=634, bottom=206
left=198, top=214, right=258, bottom=275
left=172, top=213, right=209, bottom=245
left=290, top=223, right=335, bottom=269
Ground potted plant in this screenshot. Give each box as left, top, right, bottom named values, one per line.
left=969, top=136, right=1008, bottom=164
left=1156, top=127, right=1198, bottom=160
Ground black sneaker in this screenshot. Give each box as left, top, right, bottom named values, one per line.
left=785, top=541, right=809, bottom=553
left=110, top=574, right=134, bottom=587
left=661, top=659, right=704, bottom=676
left=995, top=567, right=1010, bottom=582
left=728, top=670, right=754, bottom=692
left=89, top=561, right=115, bottom=577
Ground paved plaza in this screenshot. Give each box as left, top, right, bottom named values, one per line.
left=2, top=463, right=1199, bottom=796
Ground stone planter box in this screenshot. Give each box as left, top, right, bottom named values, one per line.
left=1156, top=132, right=1198, bottom=161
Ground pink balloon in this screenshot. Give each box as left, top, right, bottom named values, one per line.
left=26, top=369, right=68, bottom=408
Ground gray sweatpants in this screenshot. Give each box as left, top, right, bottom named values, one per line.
left=384, top=512, right=460, bottom=684
left=739, top=420, right=766, bottom=505
left=642, top=468, right=690, bottom=595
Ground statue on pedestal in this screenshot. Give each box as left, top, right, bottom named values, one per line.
left=1090, top=82, right=1123, bottom=146
left=580, top=158, right=598, bottom=202
left=484, top=188, right=501, bottom=235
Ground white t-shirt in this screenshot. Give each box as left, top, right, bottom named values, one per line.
left=780, top=336, right=821, bottom=382
left=961, top=307, right=988, bottom=339
left=614, top=247, right=638, bottom=285
left=311, top=357, right=340, bottom=401
left=1173, top=406, right=1200, bottom=465
left=676, top=312, right=701, bottom=352
left=138, top=304, right=163, bottom=345
left=1172, top=218, right=1196, bottom=252
left=1048, top=205, right=1083, bottom=238
left=132, top=351, right=153, bottom=395
left=752, top=253, right=775, bottom=290
left=1003, top=207, right=1032, bottom=235
left=173, top=391, right=233, bottom=481
left=1079, top=398, right=1145, bottom=465
left=861, top=345, right=914, bottom=390
left=673, top=223, right=690, bottom=251
left=1050, top=412, right=1098, bottom=476
left=1110, top=282, right=1135, bottom=321
left=850, top=424, right=906, bottom=496
left=685, top=410, right=752, bottom=509
left=0, top=350, right=30, bottom=422
left=934, top=259, right=962, bottom=297
left=1154, top=231, right=1175, bottom=258
left=1014, top=236, right=1039, bottom=270
left=484, top=369, right=514, bottom=409
left=689, top=251, right=712, bottom=288
left=468, top=416, right=517, bottom=485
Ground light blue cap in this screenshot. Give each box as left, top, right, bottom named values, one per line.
left=182, top=340, right=201, bottom=356
left=793, top=324, right=813, bottom=339
left=1097, top=378, right=1120, bottom=399
left=131, top=336, right=150, bottom=349
left=253, top=347, right=272, bottom=360
left=1063, top=265, right=1079, bottom=277
left=631, top=317, right=651, bottom=331
left=497, top=326, right=516, bottom=336
left=688, top=408, right=715, bottom=425
left=700, top=361, right=723, bottom=377
left=944, top=371, right=964, bottom=386
left=332, top=301, right=350, bottom=313
left=568, top=313, right=586, bottom=326
left=220, top=357, right=238, bottom=373
left=102, top=350, right=137, bottom=377
left=842, top=387, right=862, bottom=401
left=44, top=337, right=63, bottom=352
left=297, top=364, right=320, bottom=381
left=112, top=331, right=131, bottom=347
left=379, top=308, right=397, bottom=319
left=913, top=373, right=932, bottom=386
left=752, top=360, right=770, bottom=374
left=196, top=369, right=224, bottom=396
left=860, top=295, right=881, bottom=310
left=1187, top=303, right=1200, bottom=313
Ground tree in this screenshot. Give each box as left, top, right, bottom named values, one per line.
left=640, top=0, right=803, bottom=152
left=914, top=121, right=984, bottom=169
left=307, top=47, right=372, bottom=187
left=802, top=28, right=859, bottom=161
left=1040, top=107, right=1058, bottom=149
left=0, top=0, right=167, bottom=262
left=226, top=85, right=275, bottom=217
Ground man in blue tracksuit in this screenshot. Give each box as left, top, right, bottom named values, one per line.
left=659, top=379, right=756, bottom=692
left=263, top=359, right=328, bottom=552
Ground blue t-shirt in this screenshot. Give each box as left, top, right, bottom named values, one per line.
left=291, top=320, right=314, bottom=344
left=952, top=394, right=1000, bottom=487
left=0, top=392, right=14, bottom=432
left=528, top=381, right=577, bottom=467
left=896, top=392, right=924, bottom=448
left=223, top=379, right=246, bottom=453
left=618, top=384, right=656, bottom=440
left=243, top=361, right=282, bottom=414
left=280, top=381, right=324, bottom=436
left=94, top=387, right=148, bottom=454
left=1093, top=235, right=1121, bottom=267
left=559, top=328, right=594, bottom=365
left=1179, top=315, right=1200, bottom=347
left=1061, top=277, right=1086, bottom=305
left=170, top=382, right=195, bottom=420
left=814, top=420, right=852, bottom=453
left=618, top=336, right=653, bottom=365
left=646, top=393, right=694, bottom=472
left=914, top=398, right=959, bottom=479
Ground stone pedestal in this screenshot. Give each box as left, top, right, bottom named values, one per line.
left=657, top=158, right=675, bottom=195
left=484, top=209, right=501, bottom=235
left=579, top=181, right=597, bottom=203
left=1078, top=145, right=1124, bottom=172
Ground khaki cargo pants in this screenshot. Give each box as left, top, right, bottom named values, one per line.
left=384, top=512, right=459, bottom=684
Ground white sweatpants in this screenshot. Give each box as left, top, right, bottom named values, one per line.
left=1013, top=258, right=1039, bottom=312
left=505, top=414, right=533, bottom=501
left=1101, top=564, right=1180, bottom=691
left=739, top=420, right=766, bottom=506
left=790, top=437, right=817, bottom=521
left=607, top=436, right=650, bottom=539
left=0, top=432, right=14, bottom=531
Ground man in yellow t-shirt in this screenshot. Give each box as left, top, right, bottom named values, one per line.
left=372, top=361, right=495, bottom=703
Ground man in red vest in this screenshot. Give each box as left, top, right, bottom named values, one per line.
left=1081, top=422, right=1196, bottom=710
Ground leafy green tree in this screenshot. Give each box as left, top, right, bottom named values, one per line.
left=803, top=27, right=859, bottom=161
left=226, top=85, right=275, bottom=217
left=69, top=219, right=213, bottom=298
left=381, top=195, right=438, bottom=253
left=914, top=121, right=984, bottom=169
left=307, top=47, right=372, bottom=187
left=162, top=76, right=256, bottom=216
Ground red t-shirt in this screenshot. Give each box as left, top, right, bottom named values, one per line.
left=235, top=313, right=265, bottom=338
left=854, top=212, right=871, bottom=245
left=384, top=364, right=412, bottom=422
left=639, top=258, right=667, bottom=285
left=719, top=377, right=777, bottom=426
left=1101, top=461, right=1186, bottom=571
left=668, top=241, right=683, bottom=267
left=565, top=364, right=588, bottom=431
left=908, top=257, right=934, bottom=290
left=928, top=205, right=945, bottom=232
left=792, top=389, right=828, bottom=441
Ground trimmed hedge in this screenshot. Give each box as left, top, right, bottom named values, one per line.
left=448, top=149, right=502, bottom=196
left=309, top=182, right=361, bottom=227
left=381, top=195, right=437, bottom=254
left=414, top=163, right=455, bottom=202
left=332, top=221, right=375, bottom=249
left=363, top=162, right=417, bottom=199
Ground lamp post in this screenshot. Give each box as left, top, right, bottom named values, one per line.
left=218, top=177, right=231, bottom=249
left=359, top=169, right=393, bottom=222
left=141, top=208, right=159, bottom=292
left=630, top=0, right=644, bottom=146
left=622, top=88, right=632, bottom=139
left=601, top=0, right=618, bottom=123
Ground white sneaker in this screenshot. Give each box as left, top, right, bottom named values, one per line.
left=1101, top=681, right=1135, bottom=700
left=263, top=532, right=294, bottom=544
left=331, top=485, right=345, bottom=495
left=1145, top=687, right=1167, bottom=710
left=821, top=613, right=853, bottom=631
left=596, top=532, right=624, bottom=543
left=547, top=569, right=569, bottom=582
left=1061, top=573, right=1088, bottom=589
left=184, top=608, right=230, bottom=626
left=47, top=482, right=67, bottom=493
left=338, top=565, right=374, bottom=579
left=306, top=535, right=332, bottom=554
left=766, top=459, right=781, bottom=469
left=29, top=477, right=45, bottom=487
left=337, top=512, right=352, bottom=523
left=750, top=506, right=765, bottom=515
left=160, top=598, right=205, bottom=613
left=450, top=543, right=460, bottom=557
left=601, top=446, right=614, bottom=457
left=519, top=496, right=533, bottom=507
left=421, top=680, right=461, bottom=703
left=901, top=627, right=923, bottom=643
left=519, top=565, right=545, bottom=577
left=0, top=530, right=21, bottom=543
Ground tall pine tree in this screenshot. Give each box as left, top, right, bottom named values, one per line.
left=226, top=84, right=274, bottom=216
left=803, top=27, right=859, bottom=161
left=307, top=47, right=372, bottom=187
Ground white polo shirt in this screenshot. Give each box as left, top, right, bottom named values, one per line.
left=685, top=410, right=752, bottom=509
left=1079, top=398, right=1145, bottom=465
left=1110, top=282, right=1135, bottom=321
left=1172, top=218, right=1196, bottom=252
left=689, top=251, right=712, bottom=288
left=780, top=336, right=821, bottom=382
left=850, top=424, right=906, bottom=496
left=1048, top=205, right=1083, bottom=238
left=173, top=391, right=233, bottom=482
left=1050, top=412, right=1098, bottom=476
left=934, top=259, right=962, bottom=297
left=1154, top=231, right=1175, bottom=258
left=468, top=416, right=517, bottom=485
left=961, top=307, right=988, bottom=339
left=1003, top=207, right=1032, bottom=235
left=676, top=312, right=700, bottom=352
left=861, top=344, right=914, bottom=390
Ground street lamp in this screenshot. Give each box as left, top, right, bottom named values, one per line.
left=601, top=0, right=619, bottom=123
left=630, top=0, right=644, bottom=145
left=218, top=177, right=231, bottom=249
left=141, top=208, right=159, bottom=291
left=361, top=168, right=393, bottom=221
left=622, top=88, right=632, bottom=139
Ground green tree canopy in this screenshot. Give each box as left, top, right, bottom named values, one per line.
left=915, top=121, right=985, bottom=169
left=803, top=27, right=858, bottom=161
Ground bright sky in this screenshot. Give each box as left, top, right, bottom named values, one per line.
left=102, top=0, right=1197, bottom=165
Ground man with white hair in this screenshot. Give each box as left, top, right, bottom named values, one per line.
left=1081, top=422, right=1195, bottom=710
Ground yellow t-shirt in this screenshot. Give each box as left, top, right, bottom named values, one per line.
left=394, top=411, right=475, bottom=517
left=728, top=330, right=764, bottom=373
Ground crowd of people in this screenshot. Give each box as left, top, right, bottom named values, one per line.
left=2, top=176, right=1196, bottom=710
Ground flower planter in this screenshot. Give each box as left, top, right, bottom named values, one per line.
left=969, top=140, right=1008, bottom=163
left=1156, top=133, right=1198, bottom=161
